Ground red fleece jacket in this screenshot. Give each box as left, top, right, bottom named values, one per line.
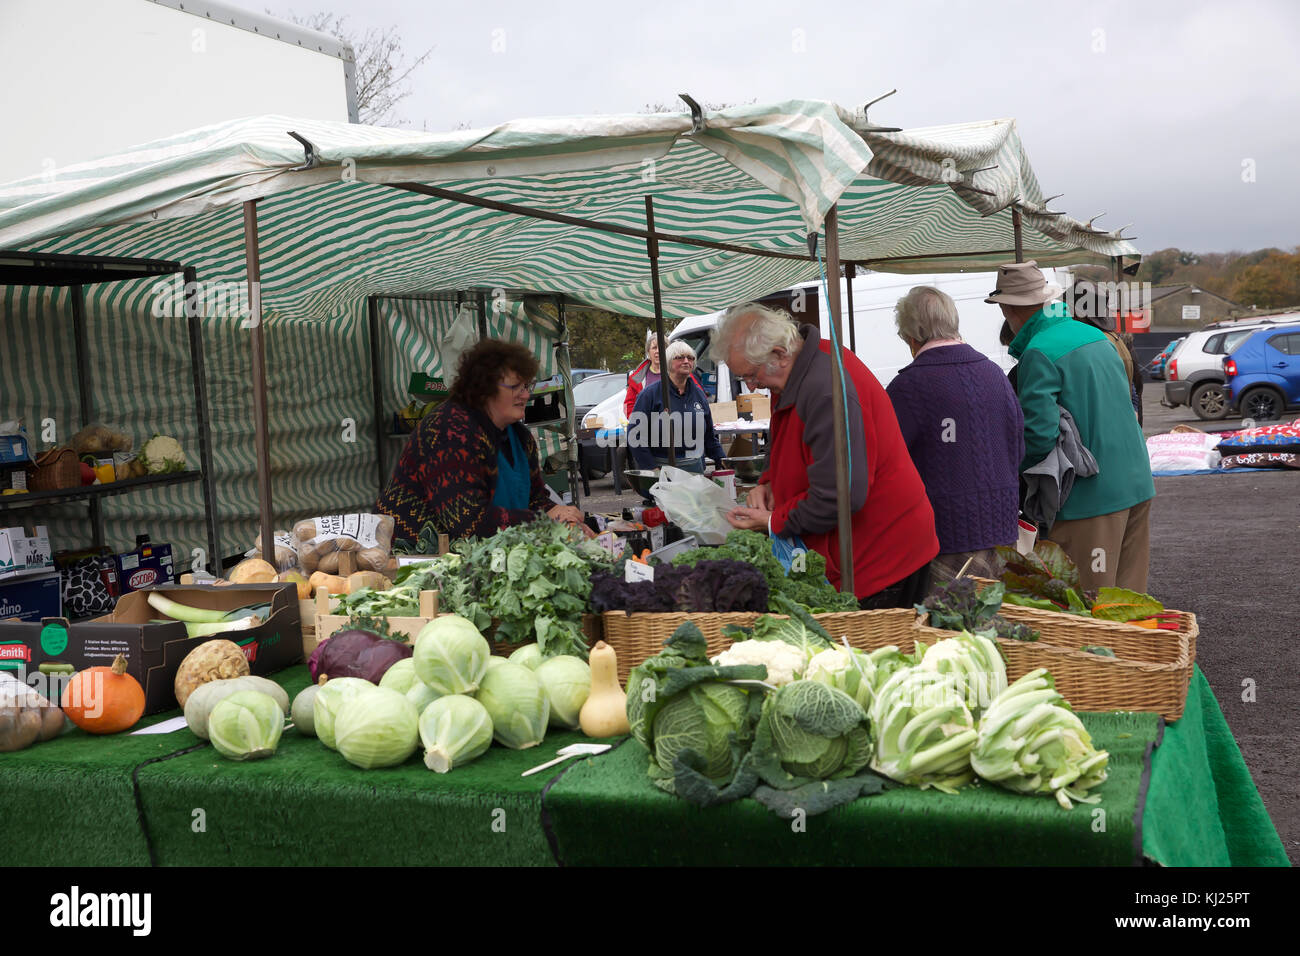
left=765, top=326, right=938, bottom=598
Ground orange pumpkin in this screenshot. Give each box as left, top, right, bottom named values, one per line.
left=61, top=654, right=146, bottom=734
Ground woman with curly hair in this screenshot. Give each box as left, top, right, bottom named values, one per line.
left=377, top=339, right=588, bottom=541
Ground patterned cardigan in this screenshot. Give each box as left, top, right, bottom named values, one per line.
left=376, top=400, right=552, bottom=543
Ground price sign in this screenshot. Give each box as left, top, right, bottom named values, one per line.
left=625, top=560, right=655, bottom=583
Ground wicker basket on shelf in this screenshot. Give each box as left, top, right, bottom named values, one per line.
left=26, top=447, right=81, bottom=491
left=600, top=608, right=916, bottom=683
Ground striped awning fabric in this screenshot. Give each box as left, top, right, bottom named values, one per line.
left=0, top=102, right=1139, bottom=559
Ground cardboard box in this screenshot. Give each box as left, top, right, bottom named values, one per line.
left=710, top=401, right=738, bottom=424
left=737, top=393, right=771, bottom=419
left=0, top=582, right=301, bottom=715
left=110, top=541, right=174, bottom=594
left=0, top=526, right=53, bottom=580
left=0, top=570, right=61, bottom=626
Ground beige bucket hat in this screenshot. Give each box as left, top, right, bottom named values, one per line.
left=984, top=260, right=1063, bottom=307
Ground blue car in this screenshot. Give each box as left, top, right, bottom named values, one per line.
left=1224, top=323, right=1300, bottom=420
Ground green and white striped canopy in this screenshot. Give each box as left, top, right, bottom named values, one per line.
left=0, top=101, right=1139, bottom=560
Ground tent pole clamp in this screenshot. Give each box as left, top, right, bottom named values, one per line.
left=679, top=94, right=705, bottom=133
left=287, top=131, right=321, bottom=171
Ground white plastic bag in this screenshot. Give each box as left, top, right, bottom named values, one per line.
left=650, top=466, right=734, bottom=545
left=440, top=305, right=480, bottom=379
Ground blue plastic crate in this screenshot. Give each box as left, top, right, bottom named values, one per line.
left=0, top=434, right=30, bottom=465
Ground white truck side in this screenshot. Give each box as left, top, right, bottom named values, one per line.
left=0, top=0, right=356, bottom=184
left=668, top=269, right=1074, bottom=401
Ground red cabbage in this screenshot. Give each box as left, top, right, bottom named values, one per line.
left=313, top=629, right=412, bottom=684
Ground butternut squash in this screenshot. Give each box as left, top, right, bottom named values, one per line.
left=578, top=641, right=630, bottom=737
left=308, top=571, right=348, bottom=596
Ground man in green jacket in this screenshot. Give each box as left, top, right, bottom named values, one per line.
left=989, top=261, right=1156, bottom=592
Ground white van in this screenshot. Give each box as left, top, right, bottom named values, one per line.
left=666, top=269, right=1073, bottom=401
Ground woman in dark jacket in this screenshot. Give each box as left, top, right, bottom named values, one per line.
left=377, top=339, right=586, bottom=543
left=886, top=287, right=1024, bottom=582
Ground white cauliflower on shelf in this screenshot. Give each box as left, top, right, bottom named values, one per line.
left=138, top=434, right=187, bottom=474
left=711, top=639, right=808, bottom=687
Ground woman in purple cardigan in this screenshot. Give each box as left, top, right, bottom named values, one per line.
left=885, top=287, right=1024, bottom=582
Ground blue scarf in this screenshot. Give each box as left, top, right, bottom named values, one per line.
left=491, top=425, right=532, bottom=512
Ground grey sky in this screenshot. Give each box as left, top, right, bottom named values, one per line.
left=258, top=0, right=1299, bottom=253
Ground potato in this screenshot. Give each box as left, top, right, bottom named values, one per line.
left=356, top=547, right=389, bottom=571
left=0, top=706, right=42, bottom=753
left=293, top=519, right=318, bottom=542
left=317, top=551, right=340, bottom=574
left=173, top=640, right=250, bottom=708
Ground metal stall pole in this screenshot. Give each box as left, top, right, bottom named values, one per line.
left=69, top=284, right=104, bottom=549
left=844, top=262, right=857, bottom=354
left=242, top=201, right=276, bottom=567
left=644, top=197, right=675, bottom=467
left=368, top=296, right=387, bottom=498
left=1012, top=208, right=1024, bottom=263
left=822, top=207, right=855, bottom=595
left=555, top=296, right=583, bottom=506
left=183, top=266, right=222, bottom=572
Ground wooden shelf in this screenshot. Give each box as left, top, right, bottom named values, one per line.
left=0, top=471, right=201, bottom=512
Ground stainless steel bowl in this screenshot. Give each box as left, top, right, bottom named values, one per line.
left=724, top=455, right=766, bottom=482
left=623, top=469, right=660, bottom=498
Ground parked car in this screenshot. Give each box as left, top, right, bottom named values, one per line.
left=1164, top=317, right=1295, bottom=419
left=1145, top=337, right=1183, bottom=380
left=574, top=373, right=633, bottom=479
left=1223, top=323, right=1300, bottom=421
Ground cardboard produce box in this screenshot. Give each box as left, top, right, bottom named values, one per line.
left=110, top=538, right=174, bottom=594
left=0, top=525, right=53, bottom=580
left=0, top=570, right=61, bottom=626
left=709, top=401, right=738, bottom=424
left=0, top=582, right=301, bottom=715
left=736, top=393, right=771, bottom=419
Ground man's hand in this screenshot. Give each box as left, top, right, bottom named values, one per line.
left=726, top=506, right=771, bottom=532
left=744, top=483, right=774, bottom=511
left=546, top=504, right=596, bottom=537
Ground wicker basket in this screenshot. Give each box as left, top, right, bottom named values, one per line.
left=600, top=608, right=915, bottom=683
left=27, top=447, right=81, bottom=491
left=914, top=615, right=1194, bottom=721
left=489, top=615, right=604, bottom=658
left=969, top=576, right=1199, bottom=661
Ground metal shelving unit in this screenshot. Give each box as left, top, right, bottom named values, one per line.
left=0, top=251, right=221, bottom=562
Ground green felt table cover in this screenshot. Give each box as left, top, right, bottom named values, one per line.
left=1142, top=668, right=1289, bottom=867
left=544, top=710, right=1159, bottom=866
left=0, top=664, right=1286, bottom=866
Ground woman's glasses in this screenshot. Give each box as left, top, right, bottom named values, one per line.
left=499, top=379, right=535, bottom=394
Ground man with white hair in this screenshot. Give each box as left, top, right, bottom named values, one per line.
left=714, top=302, right=939, bottom=608
left=990, top=260, right=1154, bottom=591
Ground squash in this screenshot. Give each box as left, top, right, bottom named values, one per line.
left=277, top=569, right=311, bottom=600
left=308, top=571, right=348, bottom=596
left=578, top=641, right=630, bottom=737
left=0, top=678, right=64, bottom=752
left=173, top=639, right=250, bottom=708
left=228, top=558, right=277, bottom=584
left=184, top=675, right=289, bottom=739
left=61, top=654, right=146, bottom=734
left=291, top=685, right=321, bottom=736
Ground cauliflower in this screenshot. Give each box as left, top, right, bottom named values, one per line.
left=138, top=434, right=187, bottom=474
left=711, top=640, right=807, bottom=687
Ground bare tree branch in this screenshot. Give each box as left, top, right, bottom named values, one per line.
left=270, top=9, right=434, bottom=126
